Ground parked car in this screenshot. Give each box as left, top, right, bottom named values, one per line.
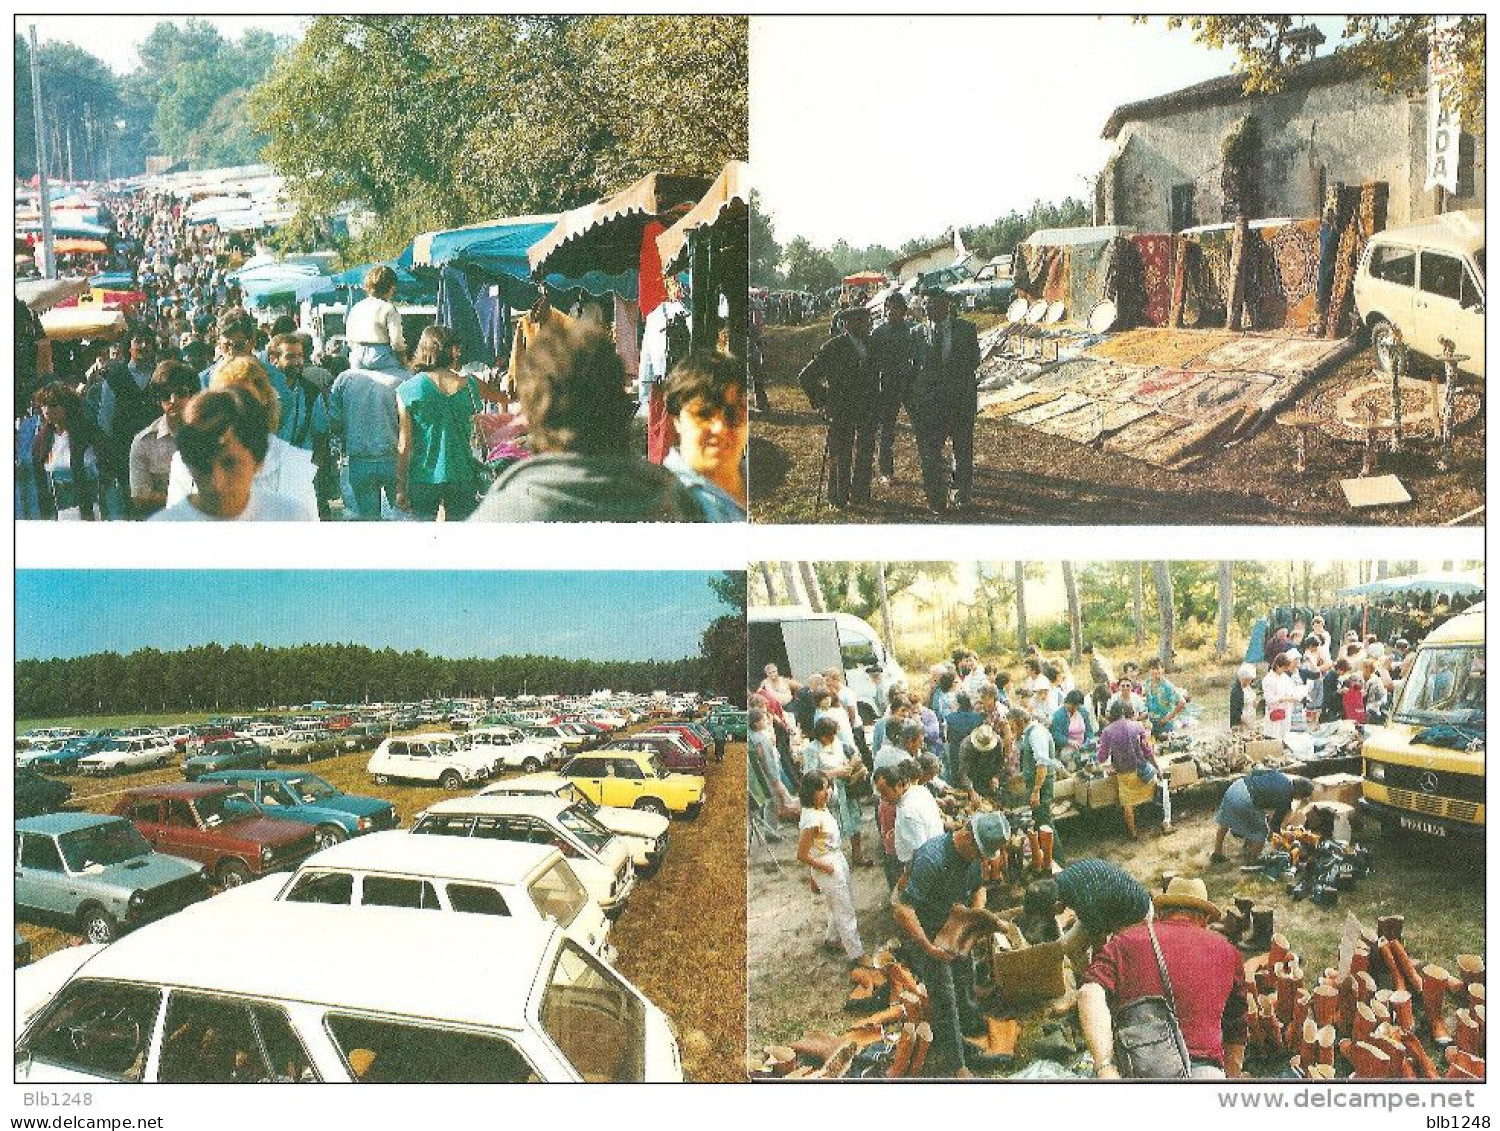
left=14, top=900, right=682, bottom=1082
left=561, top=751, right=706, bottom=819
left=335, top=721, right=388, bottom=753
left=15, top=766, right=73, bottom=818
left=182, top=724, right=236, bottom=753
left=461, top=726, right=559, bottom=773
left=707, top=708, right=748, bottom=741
left=1355, top=209, right=1484, bottom=378
left=268, top=728, right=337, bottom=765
left=271, top=832, right=615, bottom=961
left=948, top=258, right=1016, bottom=311
left=77, top=735, right=178, bottom=776
left=113, top=783, right=318, bottom=888
left=24, top=735, right=112, bottom=774
left=604, top=734, right=707, bottom=776
left=412, top=796, right=636, bottom=918
left=479, top=772, right=670, bottom=875
left=367, top=733, right=492, bottom=789
left=160, top=724, right=198, bottom=751
left=15, top=813, right=211, bottom=943
left=198, top=770, right=399, bottom=849
left=18, top=727, right=85, bottom=746
left=182, top=737, right=274, bottom=781
left=519, top=723, right=595, bottom=753
left=14, top=737, right=72, bottom=767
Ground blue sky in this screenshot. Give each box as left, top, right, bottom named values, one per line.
left=752, top=15, right=1351, bottom=248
left=16, top=572, right=731, bottom=662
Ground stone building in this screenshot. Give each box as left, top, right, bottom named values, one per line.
left=1097, top=54, right=1484, bottom=232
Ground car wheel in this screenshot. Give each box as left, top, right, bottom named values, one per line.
left=439, top=770, right=463, bottom=790
left=315, top=825, right=347, bottom=851
left=634, top=797, right=669, bottom=818
left=217, top=859, right=251, bottom=889
left=373, top=773, right=391, bottom=785
left=1369, top=317, right=1396, bottom=372
left=79, top=907, right=117, bottom=945
left=522, top=757, right=541, bottom=773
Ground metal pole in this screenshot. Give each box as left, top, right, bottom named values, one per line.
left=28, top=25, right=55, bottom=279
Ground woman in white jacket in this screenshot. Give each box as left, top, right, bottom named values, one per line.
left=1261, top=651, right=1306, bottom=742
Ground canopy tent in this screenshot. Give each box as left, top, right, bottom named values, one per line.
left=1337, top=574, right=1484, bottom=603
left=842, top=270, right=885, bottom=286
left=229, top=255, right=339, bottom=310
left=90, top=272, right=135, bottom=290
left=48, top=238, right=108, bottom=255
left=401, top=214, right=637, bottom=307
left=656, top=161, right=749, bottom=274
left=214, top=210, right=266, bottom=233
left=16, top=219, right=110, bottom=240
left=527, top=172, right=709, bottom=279
left=17, top=277, right=89, bottom=313
left=40, top=307, right=128, bottom=341
left=185, top=194, right=253, bottom=223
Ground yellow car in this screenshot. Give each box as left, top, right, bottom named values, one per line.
left=561, top=751, right=705, bottom=820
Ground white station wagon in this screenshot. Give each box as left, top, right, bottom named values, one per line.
left=460, top=726, right=559, bottom=773
left=412, top=796, right=636, bottom=917
left=269, top=832, right=615, bottom=962
left=366, top=733, right=491, bottom=789
left=77, top=736, right=177, bottom=776
left=14, top=900, right=682, bottom=1082
left=479, top=772, right=670, bottom=874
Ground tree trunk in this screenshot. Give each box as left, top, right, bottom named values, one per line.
left=799, top=562, right=827, bottom=613
left=978, top=564, right=1000, bottom=651
left=1013, top=562, right=1029, bottom=654
left=1152, top=562, right=1175, bottom=669
left=779, top=561, right=807, bottom=608
left=845, top=563, right=860, bottom=606
left=1441, top=560, right=1454, bottom=573
left=1216, top=561, right=1234, bottom=659
left=756, top=562, right=778, bottom=604
left=874, top=562, right=895, bottom=655
left=1061, top=561, right=1082, bottom=664
left=1376, top=560, right=1389, bottom=579
left=1132, top=562, right=1146, bottom=648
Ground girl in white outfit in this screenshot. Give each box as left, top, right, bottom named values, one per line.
left=797, top=770, right=865, bottom=962
left=1261, top=652, right=1306, bottom=741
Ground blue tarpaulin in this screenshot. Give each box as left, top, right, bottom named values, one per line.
left=1336, top=574, right=1484, bottom=602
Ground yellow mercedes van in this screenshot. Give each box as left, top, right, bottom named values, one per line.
left=1361, top=604, right=1485, bottom=840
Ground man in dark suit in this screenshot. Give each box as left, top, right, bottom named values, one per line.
left=798, top=304, right=878, bottom=507
left=911, top=289, right=982, bottom=514
left=869, top=290, right=921, bottom=485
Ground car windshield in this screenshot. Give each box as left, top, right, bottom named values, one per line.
left=58, top=821, right=153, bottom=870
left=540, top=941, right=645, bottom=1082
left=286, top=777, right=338, bottom=803
left=556, top=807, right=611, bottom=853
left=1393, top=644, right=1485, bottom=728
left=195, top=790, right=257, bottom=826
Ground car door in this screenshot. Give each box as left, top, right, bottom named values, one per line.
left=606, top=759, right=646, bottom=808
left=156, top=798, right=207, bottom=864
left=125, top=797, right=165, bottom=846
left=15, top=832, right=69, bottom=915
left=1415, top=249, right=1478, bottom=365
left=568, top=758, right=610, bottom=806
left=1360, top=241, right=1416, bottom=341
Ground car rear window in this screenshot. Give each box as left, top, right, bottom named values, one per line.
left=528, top=860, right=588, bottom=928
left=539, top=941, right=645, bottom=1082
left=326, top=1015, right=536, bottom=1083
left=283, top=871, right=354, bottom=905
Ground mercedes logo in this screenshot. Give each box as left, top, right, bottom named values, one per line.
left=1420, top=771, right=1439, bottom=793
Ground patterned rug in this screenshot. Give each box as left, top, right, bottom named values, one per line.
left=1009, top=391, right=1094, bottom=426
left=1131, top=234, right=1175, bottom=327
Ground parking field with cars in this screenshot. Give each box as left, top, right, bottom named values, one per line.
left=15, top=706, right=747, bottom=1082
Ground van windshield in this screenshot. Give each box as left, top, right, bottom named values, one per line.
left=539, top=941, right=645, bottom=1082
left=1393, top=644, right=1485, bottom=728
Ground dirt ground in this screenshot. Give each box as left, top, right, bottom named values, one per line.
left=748, top=724, right=1485, bottom=1079
left=16, top=726, right=747, bottom=1084
left=750, top=319, right=1485, bottom=526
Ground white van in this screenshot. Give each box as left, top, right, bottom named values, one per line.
left=748, top=606, right=905, bottom=724
left=14, top=901, right=681, bottom=1082
left=367, top=733, right=492, bottom=788
left=1354, top=209, right=1484, bottom=378
left=270, top=832, right=615, bottom=961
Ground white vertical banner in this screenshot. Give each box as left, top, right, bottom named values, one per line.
left=1425, top=14, right=1462, bottom=193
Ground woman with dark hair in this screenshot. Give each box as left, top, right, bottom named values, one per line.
left=661, top=351, right=747, bottom=521
left=1049, top=688, right=1098, bottom=768
left=31, top=381, right=106, bottom=520
left=394, top=324, right=507, bottom=520
left=797, top=770, right=865, bottom=962
left=150, top=388, right=302, bottom=521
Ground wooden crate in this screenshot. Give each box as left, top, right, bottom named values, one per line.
left=1084, top=776, right=1119, bottom=809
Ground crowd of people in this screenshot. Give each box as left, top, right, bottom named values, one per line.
left=17, top=193, right=749, bottom=523
left=1248, top=615, right=1410, bottom=739
left=747, top=637, right=1340, bottom=1078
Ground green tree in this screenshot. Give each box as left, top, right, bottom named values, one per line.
left=780, top=235, right=842, bottom=294
left=749, top=189, right=781, bottom=287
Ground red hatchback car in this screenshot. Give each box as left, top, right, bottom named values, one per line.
left=114, top=782, right=318, bottom=889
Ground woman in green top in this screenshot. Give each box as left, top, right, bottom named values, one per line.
left=395, top=325, right=507, bottom=520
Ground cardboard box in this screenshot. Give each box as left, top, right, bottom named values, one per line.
left=1052, top=774, right=1076, bottom=803
left=1244, top=739, right=1283, bottom=764
left=1167, top=758, right=1200, bottom=790
left=1085, top=776, right=1119, bottom=809
left=1311, top=773, right=1364, bottom=807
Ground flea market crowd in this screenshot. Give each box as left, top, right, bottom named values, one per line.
left=747, top=621, right=1477, bottom=1081
left=16, top=190, right=748, bottom=524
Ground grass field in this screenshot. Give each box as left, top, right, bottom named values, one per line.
left=16, top=723, right=748, bottom=1083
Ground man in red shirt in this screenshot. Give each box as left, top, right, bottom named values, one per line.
left=1078, top=875, right=1248, bottom=1079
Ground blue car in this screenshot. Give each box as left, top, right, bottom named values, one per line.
left=26, top=735, right=112, bottom=774
left=197, top=770, right=400, bottom=851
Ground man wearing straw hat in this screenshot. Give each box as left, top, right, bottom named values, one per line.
left=892, top=812, right=1011, bottom=1077
left=1078, top=875, right=1249, bottom=1079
